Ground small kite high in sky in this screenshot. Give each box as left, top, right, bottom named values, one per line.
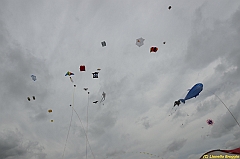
left=31, top=75, right=36, bottom=81
left=80, top=65, right=86, bottom=71
left=100, top=92, right=106, bottom=103
left=101, top=41, right=106, bottom=47
left=136, top=37, right=145, bottom=47
left=65, top=71, right=74, bottom=76
left=150, top=47, right=158, bottom=53
left=174, top=83, right=203, bottom=107
left=206, top=119, right=214, bottom=125
left=92, top=72, right=99, bottom=78
left=168, top=6, right=172, bottom=10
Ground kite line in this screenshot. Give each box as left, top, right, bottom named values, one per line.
left=72, top=107, right=95, bottom=159
left=62, top=86, right=75, bottom=158
left=211, top=92, right=240, bottom=128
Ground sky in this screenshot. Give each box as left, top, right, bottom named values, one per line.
left=0, top=0, right=240, bottom=159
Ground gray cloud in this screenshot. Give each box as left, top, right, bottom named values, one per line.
left=0, top=129, right=46, bottom=159
left=165, top=138, right=187, bottom=153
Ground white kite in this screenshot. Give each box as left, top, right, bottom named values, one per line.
left=136, top=37, right=145, bottom=47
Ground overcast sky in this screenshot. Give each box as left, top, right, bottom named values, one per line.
left=1, top=0, right=240, bottom=159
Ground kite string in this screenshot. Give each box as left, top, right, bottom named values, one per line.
left=72, top=107, right=95, bottom=159
left=86, top=92, right=89, bottom=159
left=208, top=90, right=240, bottom=128
left=62, top=87, right=75, bottom=158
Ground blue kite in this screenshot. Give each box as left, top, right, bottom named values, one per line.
left=174, top=83, right=203, bottom=107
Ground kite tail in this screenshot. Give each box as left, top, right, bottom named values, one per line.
left=179, top=99, right=185, bottom=104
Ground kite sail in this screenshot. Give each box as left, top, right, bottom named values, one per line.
left=136, top=38, right=145, bottom=47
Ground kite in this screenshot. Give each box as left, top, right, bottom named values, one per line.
left=92, top=72, right=99, bottom=78
left=163, top=41, right=166, bottom=44
left=136, top=38, right=145, bottom=47
left=174, top=83, right=203, bottom=107
left=84, top=88, right=88, bottom=91
left=27, top=97, right=30, bottom=101
left=80, top=65, right=86, bottom=71
left=100, top=92, right=106, bottom=103
left=206, top=119, right=214, bottom=125
left=31, top=75, right=37, bottom=81
left=150, top=47, right=158, bottom=53
left=168, top=6, right=171, bottom=10
left=32, top=96, right=35, bottom=100
left=50, top=120, right=54, bottom=122
left=101, top=41, right=106, bottom=47
left=200, top=147, right=240, bottom=158
left=65, top=71, right=74, bottom=76
left=97, top=68, right=101, bottom=71
left=48, top=109, right=52, bottom=113
left=93, top=101, right=98, bottom=104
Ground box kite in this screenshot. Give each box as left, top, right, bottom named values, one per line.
left=80, top=65, right=86, bottom=71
